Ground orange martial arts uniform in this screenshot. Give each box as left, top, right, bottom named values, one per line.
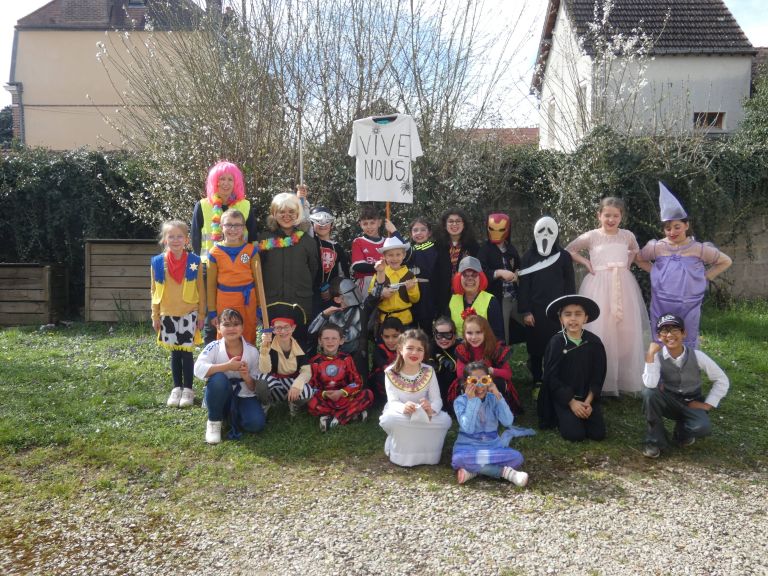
left=207, top=243, right=261, bottom=344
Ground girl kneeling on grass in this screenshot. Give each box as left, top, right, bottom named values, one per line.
left=379, top=329, right=452, bottom=467
left=452, top=361, right=529, bottom=486
left=194, top=308, right=269, bottom=444
left=151, top=220, right=205, bottom=409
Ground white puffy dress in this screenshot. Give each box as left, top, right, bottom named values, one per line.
left=379, top=364, right=452, bottom=466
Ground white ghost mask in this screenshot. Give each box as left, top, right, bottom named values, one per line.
left=534, top=217, right=558, bottom=257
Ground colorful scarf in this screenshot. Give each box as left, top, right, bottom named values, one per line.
left=166, top=251, right=188, bottom=284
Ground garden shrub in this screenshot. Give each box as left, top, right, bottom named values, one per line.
left=0, top=147, right=155, bottom=314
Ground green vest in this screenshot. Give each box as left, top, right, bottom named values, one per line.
left=449, top=291, right=493, bottom=336
left=200, top=198, right=251, bottom=261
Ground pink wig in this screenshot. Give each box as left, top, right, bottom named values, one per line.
left=205, top=161, right=245, bottom=203
left=451, top=270, right=489, bottom=295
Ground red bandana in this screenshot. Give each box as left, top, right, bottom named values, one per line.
left=166, top=251, right=188, bottom=285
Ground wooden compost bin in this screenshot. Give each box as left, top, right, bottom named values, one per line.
left=0, top=264, right=68, bottom=325
left=85, top=239, right=156, bottom=322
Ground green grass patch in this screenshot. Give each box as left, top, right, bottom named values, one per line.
left=0, top=303, right=766, bottom=527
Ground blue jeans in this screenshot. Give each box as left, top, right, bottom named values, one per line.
left=205, top=373, right=266, bottom=435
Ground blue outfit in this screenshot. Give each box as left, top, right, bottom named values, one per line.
left=451, top=392, right=533, bottom=476
left=204, top=373, right=266, bottom=439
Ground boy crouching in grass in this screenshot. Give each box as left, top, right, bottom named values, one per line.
left=307, top=324, right=373, bottom=431
left=642, top=314, right=729, bottom=458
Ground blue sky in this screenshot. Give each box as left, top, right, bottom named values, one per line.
left=2, top=0, right=767, bottom=116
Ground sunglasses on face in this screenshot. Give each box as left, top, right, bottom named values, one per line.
left=434, top=331, right=455, bottom=340
left=466, top=375, right=493, bottom=387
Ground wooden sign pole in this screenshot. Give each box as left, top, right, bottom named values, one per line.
left=253, top=253, right=270, bottom=331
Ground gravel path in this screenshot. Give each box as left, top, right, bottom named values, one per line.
left=3, top=463, right=767, bottom=575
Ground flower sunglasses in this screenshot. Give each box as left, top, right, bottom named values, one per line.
left=465, top=375, right=493, bottom=387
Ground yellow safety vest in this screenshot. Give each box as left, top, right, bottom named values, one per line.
left=449, top=291, right=493, bottom=336
left=200, top=198, right=251, bottom=261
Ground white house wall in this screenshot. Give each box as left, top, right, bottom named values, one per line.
left=627, top=55, right=753, bottom=135
left=539, top=1, right=593, bottom=152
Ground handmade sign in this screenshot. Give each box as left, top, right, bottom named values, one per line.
left=348, top=114, right=423, bottom=204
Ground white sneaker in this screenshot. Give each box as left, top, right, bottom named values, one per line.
left=179, top=388, right=195, bottom=408
left=360, top=410, right=368, bottom=423
left=329, top=417, right=340, bottom=429
left=502, top=466, right=529, bottom=487
left=166, top=387, right=182, bottom=407
left=205, top=420, right=222, bottom=444
left=319, top=416, right=330, bottom=432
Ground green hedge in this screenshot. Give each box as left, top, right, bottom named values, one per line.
left=2, top=129, right=766, bottom=318
left=0, top=148, right=155, bottom=314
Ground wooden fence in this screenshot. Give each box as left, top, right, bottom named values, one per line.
left=0, top=264, right=68, bottom=325
left=85, top=239, right=157, bottom=322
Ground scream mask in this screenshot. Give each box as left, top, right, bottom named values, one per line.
left=487, top=213, right=510, bottom=245
left=534, top=216, right=558, bottom=257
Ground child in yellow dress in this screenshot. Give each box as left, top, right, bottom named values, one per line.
left=150, top=220, right=205, bottom=408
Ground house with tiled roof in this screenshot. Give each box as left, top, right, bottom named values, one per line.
left=531, top=0, right=756, bottom=151
left=5, top=0, right=202, bottom=149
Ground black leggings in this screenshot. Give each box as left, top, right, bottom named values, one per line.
left=170, top=350, right=194, bottom=388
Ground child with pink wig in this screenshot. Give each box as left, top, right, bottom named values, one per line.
left=191, top=161, right=257, bottom=344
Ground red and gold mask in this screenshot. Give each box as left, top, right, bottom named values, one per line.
left=487, top=213, right=510, bottom=244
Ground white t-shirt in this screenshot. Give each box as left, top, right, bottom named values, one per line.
left=348, top=114, right=423, bottom=203
left=193, top=337, right=264, bottom=398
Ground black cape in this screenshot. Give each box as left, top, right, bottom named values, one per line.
left=517, top=243, right=575, bottom=357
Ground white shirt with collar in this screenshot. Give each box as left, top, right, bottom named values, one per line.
left=642, top=346, right=729, bottom=408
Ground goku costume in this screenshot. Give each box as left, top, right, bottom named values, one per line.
left=207, top=243, right=260, bottom=344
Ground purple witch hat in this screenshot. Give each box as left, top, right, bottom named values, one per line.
left=659, top=182, right=688, bottom=222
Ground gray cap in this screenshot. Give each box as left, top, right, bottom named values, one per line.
left=458, top=256, right=482, bottom=274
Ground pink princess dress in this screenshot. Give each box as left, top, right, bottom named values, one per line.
left=566, top=229, right=650, bottom=395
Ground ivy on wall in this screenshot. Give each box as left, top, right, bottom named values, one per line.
left=1, top=125, right=766, bottom=317
left=0, top=148, right=155, bottom=313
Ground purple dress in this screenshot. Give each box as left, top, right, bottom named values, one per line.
left=639, top=238, right=724, bottom=348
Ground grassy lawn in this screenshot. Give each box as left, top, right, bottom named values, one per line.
left=1, top=301, right=766, bottom=535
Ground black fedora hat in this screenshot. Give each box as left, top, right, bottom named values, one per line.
left=545, top=294, right=600, bottom=324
